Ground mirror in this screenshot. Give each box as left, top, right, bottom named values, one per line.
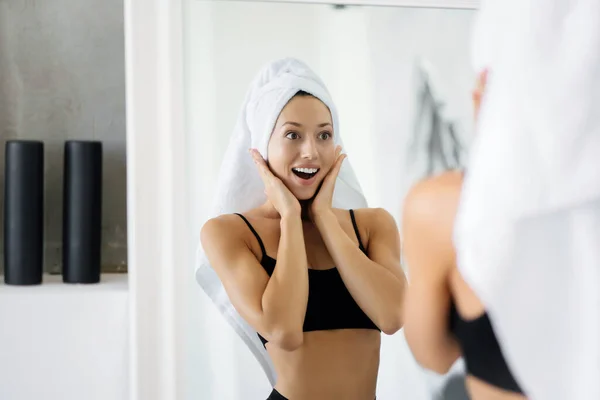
left=183, top=1, right=475, bottom=399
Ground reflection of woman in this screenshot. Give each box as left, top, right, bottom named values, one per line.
left=198, top=58, right=406, bottom=400
left=402, top=71, right=527, bottom=400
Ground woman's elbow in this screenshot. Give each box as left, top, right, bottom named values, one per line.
left=417, top=356, right=455, bottom=375
left=380, top=315, right=404, bottom=335
left=379, top=306, right=405, bottom=335
left=270, top=329, right=304, bottom=351
left=408, top=343, right=459, bottom=374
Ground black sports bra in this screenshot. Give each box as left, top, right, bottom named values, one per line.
left=235, top=210, right=380, bottom=347
left=449, top=301, right=525, bottom=395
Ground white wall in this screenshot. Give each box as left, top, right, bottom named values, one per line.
left=0, top=0, right=127, bottom=274
left=366, top=6, right=476, bottom=225
left=183, top=1, right=475, bottom=399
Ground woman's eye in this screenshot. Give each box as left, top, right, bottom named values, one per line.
left=286, top=132, right=299, bottom=140
left=319, top=132, right=332, bottom=140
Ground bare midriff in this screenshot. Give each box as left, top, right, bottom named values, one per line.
left=269, top=329, right=380, bottom=400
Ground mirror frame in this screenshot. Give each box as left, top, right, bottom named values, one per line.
left=124, top=0, right=479, bottom=399
left=223, top=0, right=479, bottom=8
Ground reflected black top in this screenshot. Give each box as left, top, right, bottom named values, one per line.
left=235, top=210, right=380, bottom=347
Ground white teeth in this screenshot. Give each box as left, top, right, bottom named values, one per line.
left=293, top=167, right=318, bottom=174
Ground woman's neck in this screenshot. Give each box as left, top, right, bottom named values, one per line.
left=299, top=200, right=312, bottom=222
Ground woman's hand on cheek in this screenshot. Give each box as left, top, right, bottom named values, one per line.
left=250, top=149, right=301, bottom=219
left=309, top=146, right=346, bottom=220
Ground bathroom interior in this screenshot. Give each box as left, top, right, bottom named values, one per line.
left=0, top=0, right=481, bottom=399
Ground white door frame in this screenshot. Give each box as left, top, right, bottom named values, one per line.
left=125, top=0, right=186, bottom=399
left=124, top=0, right=479, bottom=399
left=222, top=0, right=479, bottom=8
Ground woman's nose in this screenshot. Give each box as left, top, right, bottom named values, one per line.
left=300, top=139, right=318, bottom=159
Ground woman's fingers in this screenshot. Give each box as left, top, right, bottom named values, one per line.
left=331, top=152, right=346, bottom=181
left=250, top=149, right=272, bottom=184
left=472, top=69, right=489, bottom=122
left=323, top=146, right=345, bottom=185
left=478, top=69, right=489, bottom=91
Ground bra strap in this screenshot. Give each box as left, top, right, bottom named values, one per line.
left=234, top=213, right=266, bottom=259
left=349, top=209, right=367, bottom=253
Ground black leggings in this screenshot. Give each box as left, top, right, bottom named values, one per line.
left=266, top=389, right=376, bottom=399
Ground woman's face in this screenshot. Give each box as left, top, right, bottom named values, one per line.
left=267, top=94, right=336, bottom=200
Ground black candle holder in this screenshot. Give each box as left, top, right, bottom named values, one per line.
left=62, top=140, right=103, bottom=284
left=3, top=140, right=45, bottom=285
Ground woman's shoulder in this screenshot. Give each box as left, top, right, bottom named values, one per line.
left=201, top=208, right=276, bottom=245
left=402, top=170, right=463, bottom=241
left=201, top=214, right=246, bottom=246
left=335, top=207, right=394, bottom=223
left=404, top=171, right=463, bottom=213
left=332, top=207, right=398, bottom=234
left=410, top=170, right=464, bottom=196
left=202, top=206, right=265, bottom=230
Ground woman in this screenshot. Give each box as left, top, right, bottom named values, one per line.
left=199, top=58, right=406, bottom=400
left=402, top=70, right=527, bottom=400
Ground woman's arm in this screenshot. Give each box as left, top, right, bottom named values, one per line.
left=201, top=213, right=309, bottom=351
left=313, top=208, right=406, bottom=335
left=401, top=173, right=462, bottom=374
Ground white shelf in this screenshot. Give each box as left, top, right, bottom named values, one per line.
left=0, top=273, right=129, bottom=400
left=0, top=273, right=128, bottom=294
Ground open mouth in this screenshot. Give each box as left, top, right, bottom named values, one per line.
left=292, top=167, right=319, bottom=180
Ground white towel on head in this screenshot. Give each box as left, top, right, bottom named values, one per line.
left=195, top=57, right=367, bottom=386
left=455, top=0, right=600, bottom=398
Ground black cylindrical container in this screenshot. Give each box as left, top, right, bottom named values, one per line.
left=3, top=140, right=45, bottom=285
left=62, top=140, right=103, bottom=284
